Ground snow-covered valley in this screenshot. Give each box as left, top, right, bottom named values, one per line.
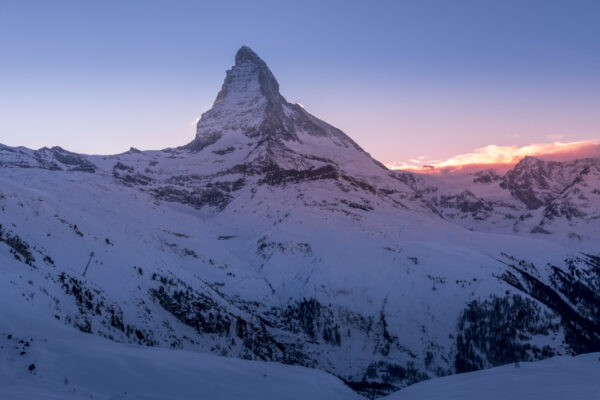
left=1, top=46, right=599, bottom=398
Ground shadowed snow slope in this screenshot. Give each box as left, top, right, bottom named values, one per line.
left=384, top=352, right=600, bottom=400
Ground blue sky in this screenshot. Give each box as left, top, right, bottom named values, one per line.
left=1, top=0, right=599, bottom=165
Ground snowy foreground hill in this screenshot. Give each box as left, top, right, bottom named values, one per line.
left=0, top=275, right=360, bottom=400
left=1, top=46, right=599, bottom=398
left=384, top=352, right=600, bottom=400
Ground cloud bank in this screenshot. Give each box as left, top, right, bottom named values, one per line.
left=387, top=140, right=600, bottom=172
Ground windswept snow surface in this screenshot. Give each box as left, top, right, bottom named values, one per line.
left=384, top=353, right=600, bottom=400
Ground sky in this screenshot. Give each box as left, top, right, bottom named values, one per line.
left=0, top=0, right=599, bottom=167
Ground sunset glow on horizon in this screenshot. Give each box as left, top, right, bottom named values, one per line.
left=387, top=140, right=600, bottom=172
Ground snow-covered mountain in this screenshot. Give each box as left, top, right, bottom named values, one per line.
left=395, top=156, right=600, bottom=240
left=1, top=46, right=599, bottom=398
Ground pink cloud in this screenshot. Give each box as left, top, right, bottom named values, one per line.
left=387, top=140, right=600, bottom=172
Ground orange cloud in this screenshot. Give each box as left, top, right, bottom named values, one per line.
left=388, top=140, right=600, bottom=172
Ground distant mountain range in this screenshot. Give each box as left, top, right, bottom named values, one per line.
left=1, top=46, right=599, bottom=398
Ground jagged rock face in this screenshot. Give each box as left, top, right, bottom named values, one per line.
left=500, top=156, right=564, bottom=209
left=539, top=161, right=600, bottom=226
left=499, top=157, right=600, bottom=231
left=436, top=190, right=493, bottom=218
left=217, top=46, right=284, bottom=106
left=473, top=169, right=502, bottom=184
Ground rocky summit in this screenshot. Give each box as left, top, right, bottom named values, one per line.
left=1, top=47, right=599, bottom=398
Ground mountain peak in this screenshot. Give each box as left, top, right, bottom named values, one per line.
left=186, top=47, right=369, bottom=162
left=520, top=155, right=541, bottom=163
left=513, top=156, right=544, bottom=170
left=235, top=46, right=263, bottom=66
left=212, top=46, right=283, bottom=107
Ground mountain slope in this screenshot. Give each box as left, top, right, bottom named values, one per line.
left=0, top=268, right=362, bottom=400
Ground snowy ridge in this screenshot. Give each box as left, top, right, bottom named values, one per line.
left=1, top=46, right=599, bottom=398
